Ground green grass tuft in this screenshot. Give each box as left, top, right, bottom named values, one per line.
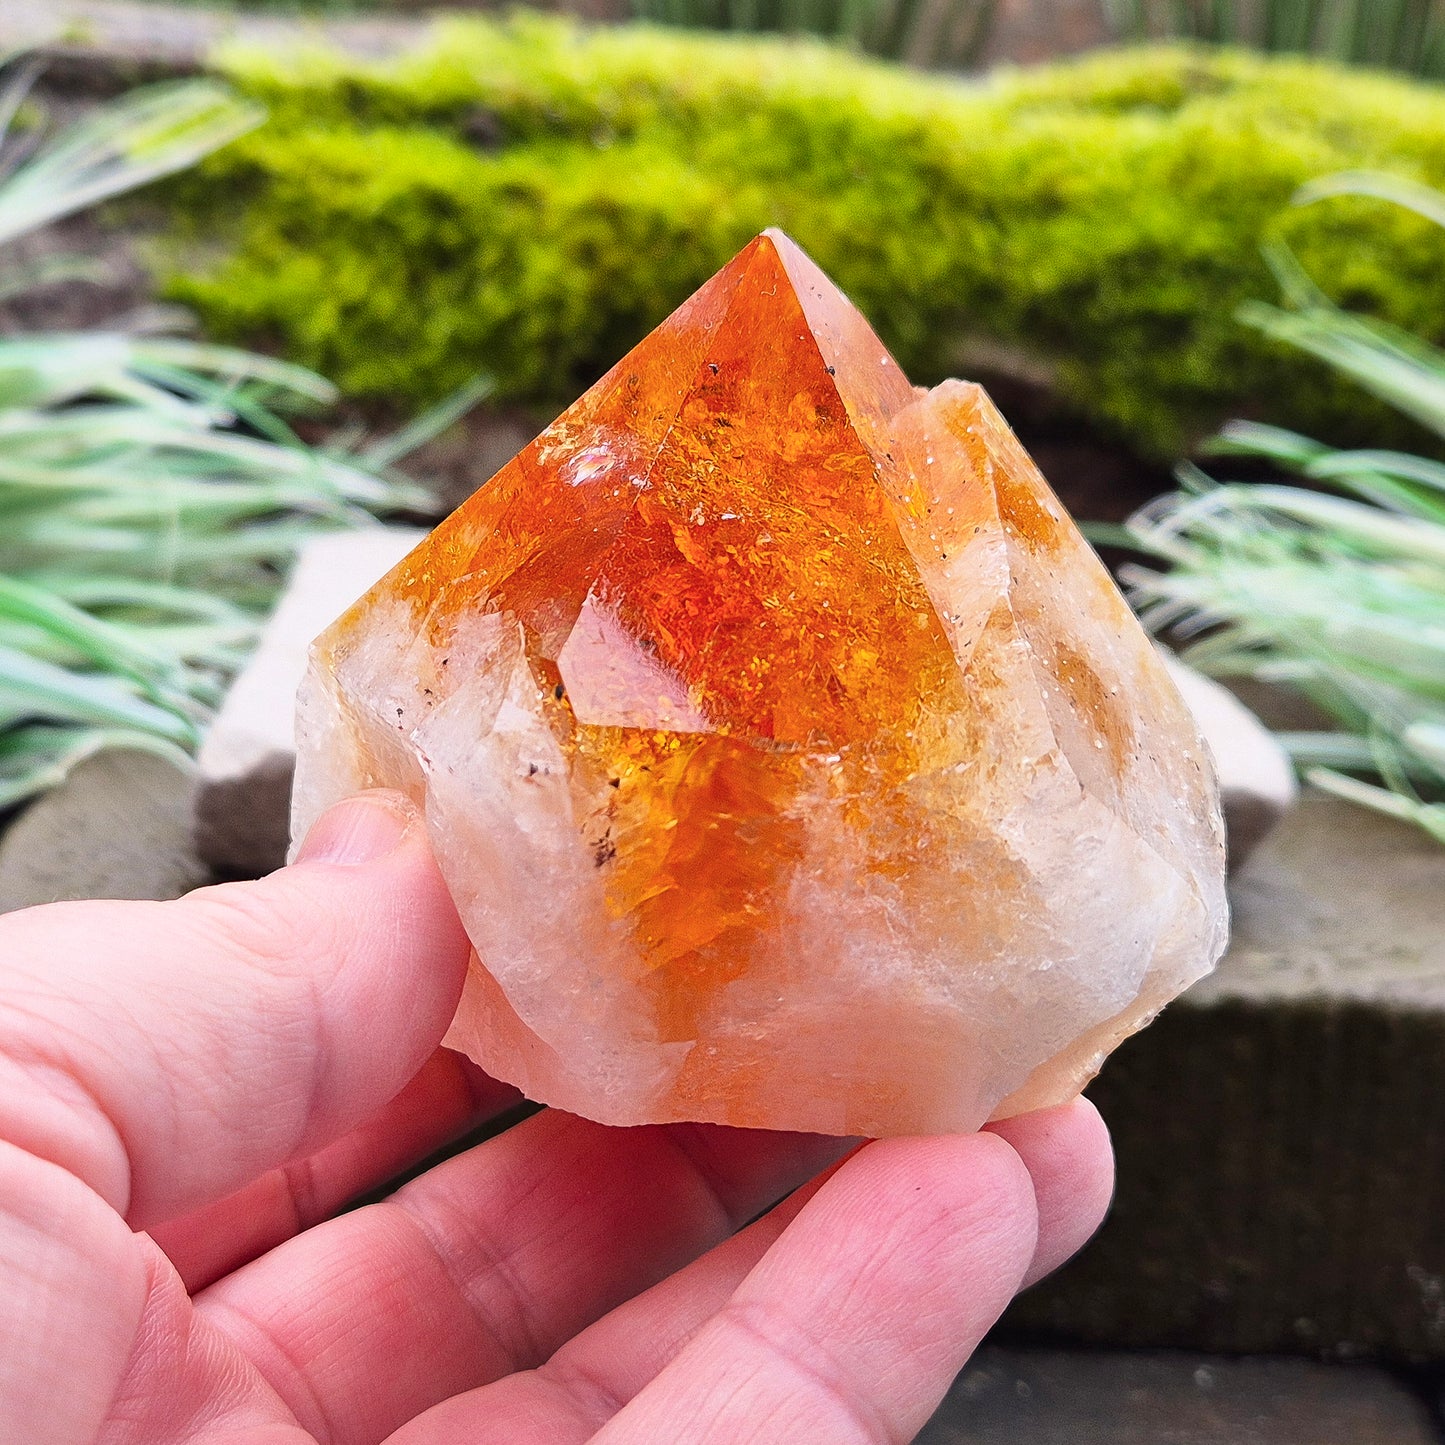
left=0, top=69, right=473, bottom=809
left=1123, top=173, right=1445, bottom=842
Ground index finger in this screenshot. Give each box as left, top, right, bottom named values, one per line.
left=0, top=791, right=472, bottom=1229
left=589, top=1132, right=1039, bottom=1445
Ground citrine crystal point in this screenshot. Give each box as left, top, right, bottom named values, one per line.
left=293, top=234, right=1228, bottom=1138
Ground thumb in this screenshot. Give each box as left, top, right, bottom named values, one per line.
left=0, top=790, right=472, bottom=1228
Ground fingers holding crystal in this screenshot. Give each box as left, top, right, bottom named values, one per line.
left=554, top=1103, right=1110, bottom=1434
left=194, top=1113, right=847, bottom=1445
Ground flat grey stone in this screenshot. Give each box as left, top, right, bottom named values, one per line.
left=919, top=1347, right=1440, bottom=1444
left=1161, top=654, right=1298, bottom=870
left=1006, top=795, right=1445, bottom=1359
left=0, top=748, right=205, bottom=912
left=194, top=527, right=426, bottom=877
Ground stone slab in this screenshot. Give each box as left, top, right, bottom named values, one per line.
left=1005, top=795, right=1445, bottom=1359
left=918, top=1347, right=1441, bottom=1444
left=0, top=748, right=205, bottom=912
left=194, top=526, right=426, bottom=877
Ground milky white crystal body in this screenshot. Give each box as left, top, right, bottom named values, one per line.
left=291, top=231, right=1228, bottom=1137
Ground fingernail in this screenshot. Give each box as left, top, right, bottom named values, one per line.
left=294, top=791, right=418, bottom=867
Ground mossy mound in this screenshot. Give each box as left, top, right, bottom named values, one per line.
left=169, top=19, right=1445, bottom=456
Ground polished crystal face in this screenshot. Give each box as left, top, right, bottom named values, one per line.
left=292, top=231, right=1228, bottom=1137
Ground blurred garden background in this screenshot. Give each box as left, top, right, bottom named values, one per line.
left=2, top=0, right=1445, bottom=1440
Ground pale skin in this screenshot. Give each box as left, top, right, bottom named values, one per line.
left=0, top=789, right=1115, bottom=1445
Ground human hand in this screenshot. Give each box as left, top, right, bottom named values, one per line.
left=0, top=789, right=1113, bottom=1445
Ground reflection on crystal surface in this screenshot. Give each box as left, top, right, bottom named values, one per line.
left=292, top=231, right=1228, bottom=1137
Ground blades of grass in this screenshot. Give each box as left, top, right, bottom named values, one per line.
left=53, top=479, right=340, bottom=525
left=1225, top=484, right=1445, bottom=564
left=0, top=723, right=192, bottom=811
left=0, top=255, right=109, bottom=305
left=1208, top=425, right=1445, bottom=520
left=128, top=337, right=339, bottom=408
left=3, top=614, right=253, bottom=681
left=94, top=368, right=220, bottom=423
left=1371, top=722, right=1425, bottom=804
left=1127, top=538, right=1441, bottom=671
left=1240, top=301, right=1445, bottom=441
left=0, top=408, right=422, bottom=514
left=0, top=725, right=87, bottom=809
left=1206, top=420, right=1334, bottom=467
left=0, top=334, right=148, bottom=409
left=1278, top=728, right=1443, bottom=779
left=1260, top=236, right=1336, bottom=312
left=1277, top=730, right=1377, bottom=770
left=0, top=575, right=182, bottom=684
left=0, top=452, right=349, bottom=525
left=34, top=576, right=254, bottom=625
left=1079, top=520, right=1141, bottom=550
left=1307, top=448, right=1445, bottom=496
left=0, top=82, right=263, bottom=250
left=1299, top=451, right=1445, bottom=523
left=1309, top=469, right=1445, bottom=524
left=128, top=359, right=310, bottom=450
left=1218, top=615, right=1444, bottom=703
left=361, top=373, right=494, bottom=470
left=11, top=516, right=317, bottom=570
left=115, top=625, right=255, bottom=674
left=0, top=77, right=450, bottom=808
left=1405, top=719, right=1445, bottom=771
left=0, top=56, right=43, bottom=154
left=0, top=400, right=278, bottom=466
left=0, top=333, right=337, bottom=413
left=1307, top=766, right=1445, bottom=841
left=1260, top=238, right=1445, bottom=375
left=1122, top=462, right=1445, bottom=832
left=0, top=340, right=250, bottom=419
left=1295, top=168, right=1445, bottom=230
left=0, top=643, right=197, bottom=743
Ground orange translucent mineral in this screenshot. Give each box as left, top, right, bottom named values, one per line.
left=292, top=231, right=1228, bottom=1137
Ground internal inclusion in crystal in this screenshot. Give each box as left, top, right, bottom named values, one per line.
left=292, top=230, right=1228, bottom=1137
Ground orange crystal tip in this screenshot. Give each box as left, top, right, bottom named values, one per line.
left=333, top=228, right=954, bottom=751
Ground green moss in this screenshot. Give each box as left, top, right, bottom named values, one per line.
left=166, top=19, right=1445, bottom=455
